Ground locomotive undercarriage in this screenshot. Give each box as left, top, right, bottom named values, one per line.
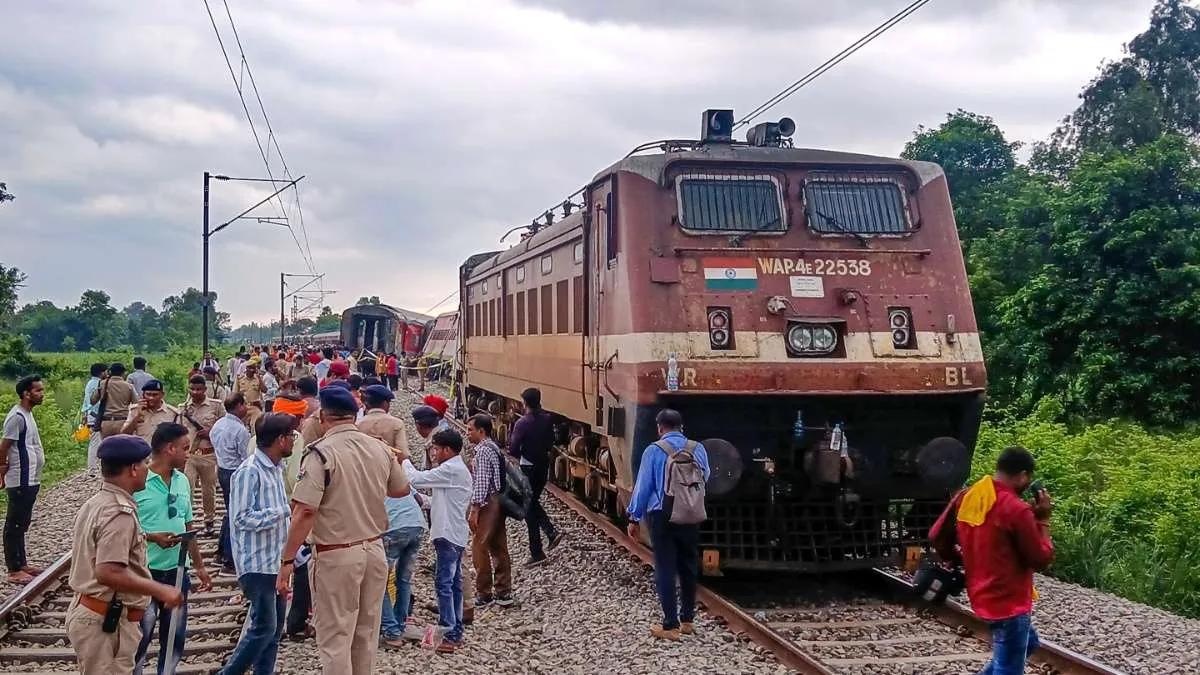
left=465, top=386, right=983, bottom=573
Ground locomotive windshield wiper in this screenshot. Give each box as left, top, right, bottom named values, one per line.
left=811, top=208, right=869, bottom=248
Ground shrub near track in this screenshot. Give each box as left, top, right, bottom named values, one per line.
left=973, top=399, right=1200, bottom=618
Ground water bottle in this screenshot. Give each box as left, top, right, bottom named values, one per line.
left=793, top=410, right=805, bottom=444
left=831, top=422, right=846, bottom=458
left=666, top=352, right=679, bottom=391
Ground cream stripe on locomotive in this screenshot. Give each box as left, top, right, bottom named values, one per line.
left=596, top=330, right=983, bottom=364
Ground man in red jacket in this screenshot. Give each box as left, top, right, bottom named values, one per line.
left=930, top=446, right=1054, bottom=675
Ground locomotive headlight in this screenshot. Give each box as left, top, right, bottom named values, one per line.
left=787, top=324, right=812, bottom=352
left=888, top=307, right=914, bottom=349
left=707, top=307, right=733, bottom=350
left=811, top=326, right=837, bottom=352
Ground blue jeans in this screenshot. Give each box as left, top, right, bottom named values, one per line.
left=433, top=538, right=464, bottom=643
left=979, top=612, right=1040, bottom=675
left=134, top=568, right=189, bottom=675
left=380, top=527, right=424, bottom=639
left=218, top=573, right=286, bottom=675
left=217, top=467, right=235, bottom=564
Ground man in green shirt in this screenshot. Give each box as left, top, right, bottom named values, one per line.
left=133, top=423, right=213, bottom=675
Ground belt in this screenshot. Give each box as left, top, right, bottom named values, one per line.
left=77, top=594, right=145, bottom=621
left=192, top=447, right=215, bottom=455
left=314, top=535, right=382, bottom=553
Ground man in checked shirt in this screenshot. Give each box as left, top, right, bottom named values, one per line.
left=465, top=414, right=513, bottom=608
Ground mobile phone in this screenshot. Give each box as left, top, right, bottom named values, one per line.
left=102, top=598, right=124, bottom=633
left=176, top=530, right=198, bottom=543
left=1028, top=480, right=1045, bottom=498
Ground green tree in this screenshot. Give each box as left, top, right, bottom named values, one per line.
left=16, top=301, right=73, bottom=351
left=354, top=296, right=381, bottom=306
left=74, top=289, right=123, bottom=350
left=0, top=263, right=26, bottom=330
left=997, top=135, right=1200, bottom=424
left=161, top=288, right=229, bottom=346
left=313, top=305, right=340, bottom=332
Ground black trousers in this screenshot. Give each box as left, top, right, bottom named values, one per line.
left=4, top=485, right=39, bottom=572
left=217, top=468, right=234, bottom=564
left=647, top=510, right=699, bottom=630
left=521, top=463, right=557, bottom=558
left=286, top=550, right=312, bottom=635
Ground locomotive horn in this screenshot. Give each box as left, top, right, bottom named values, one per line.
left=778, top=117, right=796, bottom=136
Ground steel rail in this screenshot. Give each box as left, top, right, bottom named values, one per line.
left=0, top=552, right=71, bottom=624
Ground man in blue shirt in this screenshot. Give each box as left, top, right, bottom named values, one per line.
left=209, top=394, right=250, bottom=574
left=81, top=363, right=106, bottom=476
left=625, top=409, right=710, bottom=641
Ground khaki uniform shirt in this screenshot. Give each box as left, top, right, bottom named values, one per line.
left=235, top=375, right=264, bottom=405
left=125, top=403, right=180, bottom=443
left=291, top=423, right=409, bottom=546
left=356, top=409, right=409, bottom=454
left=92, top=377, right=137, bottom=422
left=69, top=483, right=152, bottom=609
left=287, top=360, right=312, bottom=381
left=178, top=398, right=225, bottom=452
left=205, top=380, right=228, bottom=401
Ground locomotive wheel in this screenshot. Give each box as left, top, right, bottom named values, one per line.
left=584, top=471, right=605, bottom=511
left=495, top=423, right=508, bottom=447
left=553, top=454, right=570, bottom=488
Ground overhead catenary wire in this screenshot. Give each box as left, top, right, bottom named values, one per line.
left=423, top=289, right=459, bottom=316
left=735, top=0, right=933, bottom=129
left=201, top=0, right=319, bottom=279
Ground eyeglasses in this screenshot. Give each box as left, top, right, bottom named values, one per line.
left=167, top=492, right=178, bottom=520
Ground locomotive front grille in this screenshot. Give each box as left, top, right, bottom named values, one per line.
left=701, top=498, right=945, bottom=571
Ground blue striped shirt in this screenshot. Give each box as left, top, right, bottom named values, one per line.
left=228, top=450, right=291, bottom=576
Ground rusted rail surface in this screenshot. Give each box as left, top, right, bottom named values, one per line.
left=0, top=552, right=71, bottom=636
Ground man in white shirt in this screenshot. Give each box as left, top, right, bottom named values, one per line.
left=1, top=376, right=47, bottom=584
left=210, top=394, right=251, bottom=574
left=127, top=356, right=154, bottom=398
left=401, top=428, right=471, bottom=654
left=314, top=348, right=333, bottom=383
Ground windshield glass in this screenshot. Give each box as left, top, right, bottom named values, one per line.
left=678, top=176, right=784, bottom=233
left=805, top=180, right=909, bottom=235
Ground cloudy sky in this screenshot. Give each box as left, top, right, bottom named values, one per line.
left=0, top=0, right=1158, bottom=326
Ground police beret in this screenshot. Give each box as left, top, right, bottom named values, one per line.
left=141, top=379, right=164, bottom=392
left=318, top=385, right=358, bottom=413
left=97, top=434, right=152, bottom=464
left=411, top=405, right=440, bottom=426
left=363, top=384, right=394, bottom=402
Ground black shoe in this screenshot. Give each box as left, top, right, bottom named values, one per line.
left=547, top=532, right=566, bottom=552
left=221, top=563, right=237, bottom=575
left=495, top=594, right=515, bottom=607
left=524, top=555, right=548, bottom=568
left=474, top=595, right=494, bottom=608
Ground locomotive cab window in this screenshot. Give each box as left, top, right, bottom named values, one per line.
left=676, top=174, right=785, bottom=233
left=804, top=176, right=911, bottom=235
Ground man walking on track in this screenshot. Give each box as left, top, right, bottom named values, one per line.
left=181, top=376, right=225, bottom=536
left=68, top=435, right=182, bottom=675
left=2, top=375, right=47, bottom=584
left=211, top=394, right=251, bottom=573
left=626, top=409, right=710, bottom=641
left=466, top=413, right=513, bottom=608
left=218, top=413, right=295, bottom=675
left=930, top=446, right=1054, bottom=675
left=507, top=387, right=564, bottom=567
left=277, top=386, right=411, bottom=674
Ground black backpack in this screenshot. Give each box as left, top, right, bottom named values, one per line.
left=497, top=457, right=531, bottom=520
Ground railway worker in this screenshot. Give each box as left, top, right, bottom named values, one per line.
left=202, top=365, right=228, bottom=401
left=2, top=375, right=47, bottom=584
left=466, top=413, right=513, bottom=609
left=120, top=380, right=179, bottom=443
left=399, top=428, right=472, bottom=654
left=81, top=362, right=107, bottom=476
left=626, top=409, right=710, bottom=641
left=93, top=362, right=138, bottom=438
left=67, top=435, right=183, bottom=675
left=507, top=387, right=564, bottom=567
left=218, top=414, right=295, bottom=675
left=128, top=356, right=155, bottom=398
left=210, top=393, right=251, bottom=574
left=181, top=375, right=224, bottom=537
left=277, top=385, right=411, bottom=674
left=132, top=423, right=213, bottom=675
left=929, top=446, right=1054, bottom=675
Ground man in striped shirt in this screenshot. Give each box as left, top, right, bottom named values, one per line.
left=219, top=413, right=294, bottom=675
left=466, top=414, right=512, bottom=608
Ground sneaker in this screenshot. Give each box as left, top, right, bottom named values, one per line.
left=547, top=532, right=566, bottom=552
left=435, top=640, right=457, bottom=654
left=650, top=626, right=681, bottom=641
left=474, top=595, right=494, bottom=609
left=494, top=594, right=514, bottom=607
left=680, top=622, right=695, bottom=635
left=381, top=635, right=407, bottom=649
left=524, top=555, right=549, bottom=568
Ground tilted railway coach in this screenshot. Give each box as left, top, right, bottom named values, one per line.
left=457, top=110, right=985, bottom=573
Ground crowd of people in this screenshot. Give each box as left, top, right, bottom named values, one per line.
left=3, top=345, right=571, bottom=673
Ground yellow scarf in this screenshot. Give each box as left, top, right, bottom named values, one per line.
left=957, top=475, right=996, bottom=527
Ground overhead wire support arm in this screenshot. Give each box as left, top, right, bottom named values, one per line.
left=209, top=175, right=304, bottom=237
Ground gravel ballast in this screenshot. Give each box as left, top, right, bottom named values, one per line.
left=3, top=384, right=1198, bottom=673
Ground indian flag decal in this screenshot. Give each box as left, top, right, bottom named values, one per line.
left=703, top=258, right=757, bottom=291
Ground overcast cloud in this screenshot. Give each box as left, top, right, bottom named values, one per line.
left=0, top=0, right=1157, bottom=325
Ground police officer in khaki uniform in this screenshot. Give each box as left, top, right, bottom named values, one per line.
left=92, top=363, right=138, bottom=438
left=355, top=384, right=408, bottom=453
left=120, top=379, right=179, bottom=442
left=277, top=387, right=410, bottom=675
left=235, top=360, right=266, bottom=433
left=68, top=435, right=182, bottom=674
left=180, top=374, right=225, bottom=535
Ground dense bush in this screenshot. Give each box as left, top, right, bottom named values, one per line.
left=973, top=401, right=1200, bottom=617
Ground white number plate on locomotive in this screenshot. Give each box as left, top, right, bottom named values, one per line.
left=789, top=275, right=825, bottom=298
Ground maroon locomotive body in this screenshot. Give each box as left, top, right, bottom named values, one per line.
left=459, top=111, right=985, bottom=573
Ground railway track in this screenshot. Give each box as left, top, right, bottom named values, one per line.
left=540, top=480, right=1127, bottom=675
left=0, top=493, right=243, bottom=674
